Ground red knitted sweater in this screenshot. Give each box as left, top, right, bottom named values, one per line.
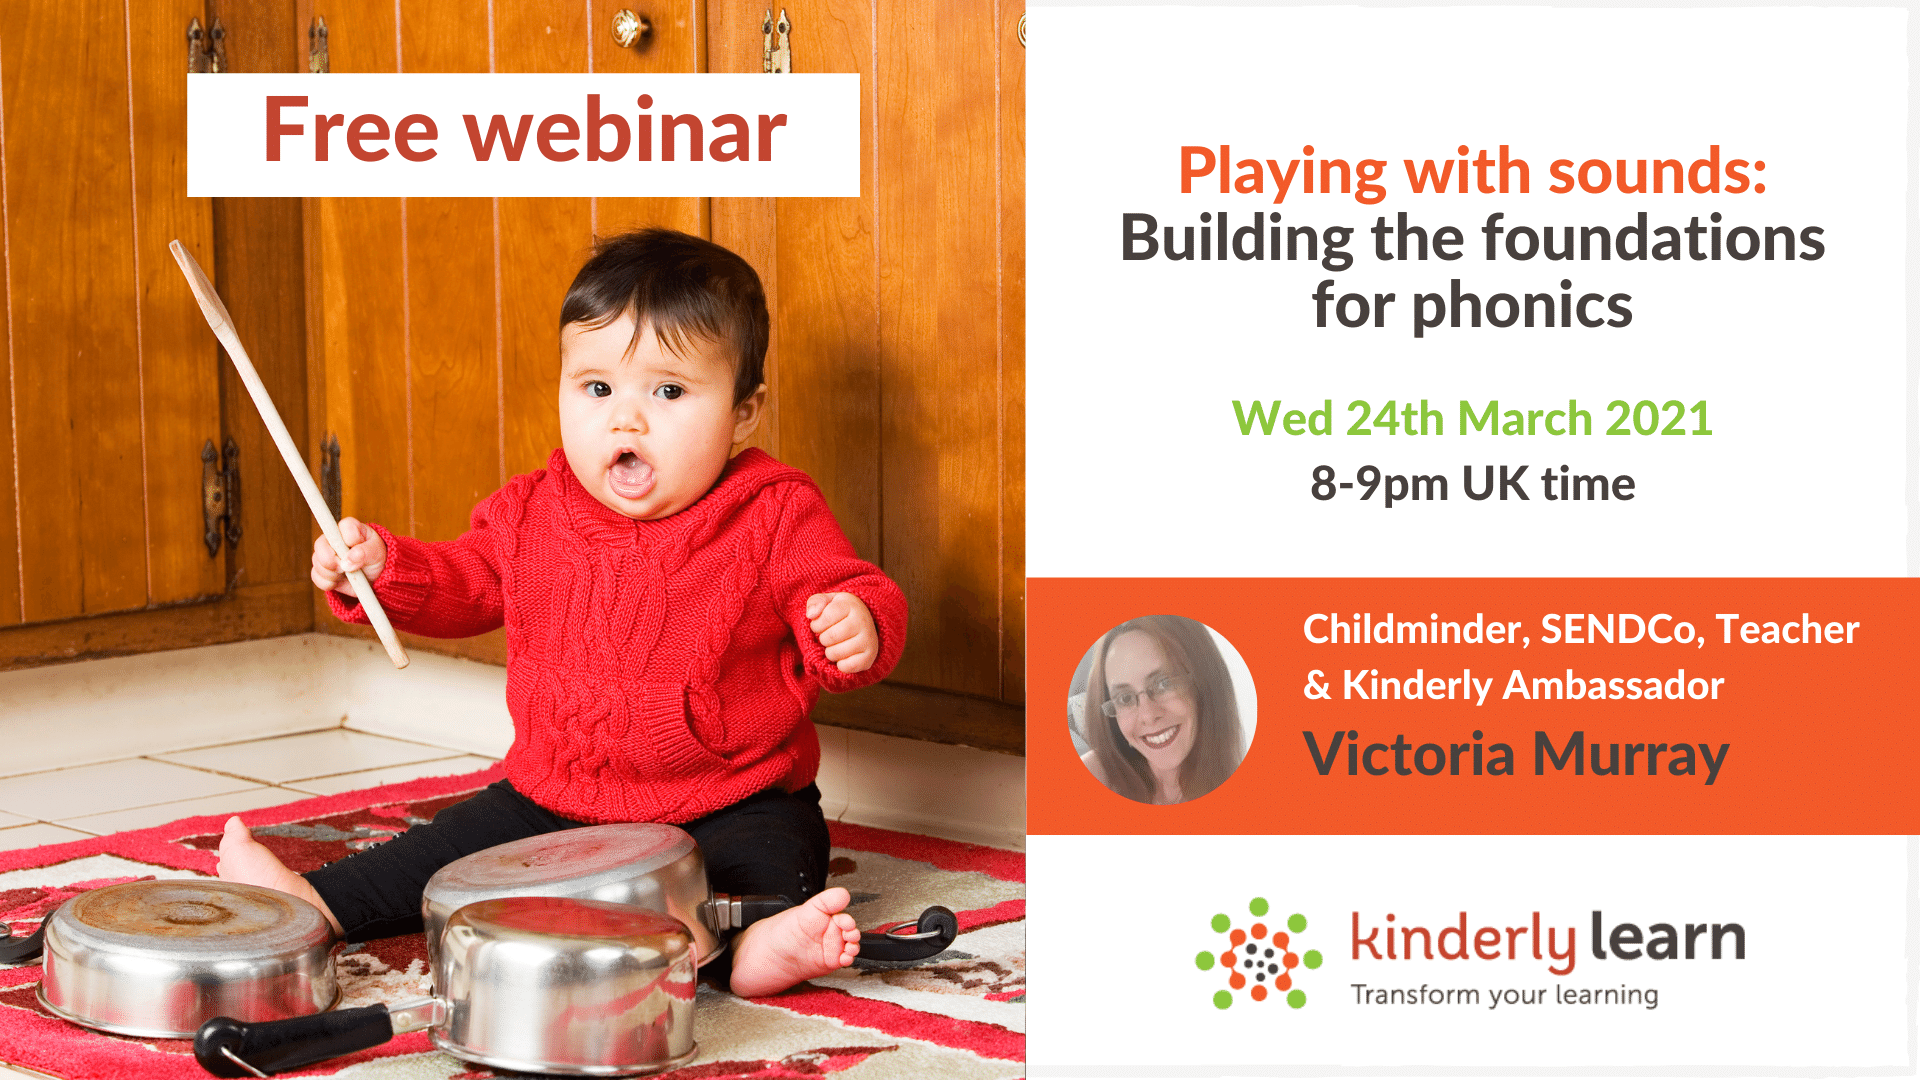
left=328, top=448, right=907, bottom=824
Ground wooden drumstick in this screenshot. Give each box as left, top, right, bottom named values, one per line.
left=170, top=240, right=410, bottom=670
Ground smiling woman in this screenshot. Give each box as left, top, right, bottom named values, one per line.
left=1071, top=615, right=1256, bottom=805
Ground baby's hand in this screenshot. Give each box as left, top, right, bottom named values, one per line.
left=311, top=517, right=386, bottom=599
left=806, top=592, right=879, bottom=674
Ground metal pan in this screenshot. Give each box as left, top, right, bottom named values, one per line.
left=31, top=879, right=336, bottom=1038
left=196, top=896, right=697, bottom=1078
left=419, top=822, right=958, bottom=969
left=422, top=822, right=727, bottom=967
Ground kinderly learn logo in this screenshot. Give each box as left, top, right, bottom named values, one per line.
left=1197, top=897, right=1324, bottom=1009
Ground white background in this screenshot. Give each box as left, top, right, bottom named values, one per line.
left=1026, top=6, right=1918, bottom=1076
left=1029, top=835, right=1912, bottom=1073
left=1027, top=7, right=1910, bottom=576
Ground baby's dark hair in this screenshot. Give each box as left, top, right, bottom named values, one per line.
left=559, top=228, right=769, bottom=405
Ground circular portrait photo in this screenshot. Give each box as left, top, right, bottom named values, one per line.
left=1067, top=615, right=1257, bottom=805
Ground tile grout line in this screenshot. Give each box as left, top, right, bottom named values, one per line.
left=12, top=752, right=495, bottom=836
left=0, top=726, right=451, bottom=776
left=140, top=748, right=476, bottom=783
left=0, top=727, right=484, bottom=782
left=48, top=783, right=312, bottom=832
left=0, top=753, right=489, bottom=830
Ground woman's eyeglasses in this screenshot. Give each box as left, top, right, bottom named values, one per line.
left=1101, top=674, right=1188, bottom=717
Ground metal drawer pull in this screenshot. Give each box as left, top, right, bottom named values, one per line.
left=612, top=9, right=652, bottom=48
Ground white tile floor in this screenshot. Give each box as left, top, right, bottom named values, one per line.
left=0, top=725, right=497, bottom=854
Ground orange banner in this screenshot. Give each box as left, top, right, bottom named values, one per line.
left=1029, top=578, right=1917, bottom=834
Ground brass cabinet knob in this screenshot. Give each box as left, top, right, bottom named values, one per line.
left=612, top=9, right=652, bottom=47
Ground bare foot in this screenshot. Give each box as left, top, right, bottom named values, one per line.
left=215, top=816, right=344, bottom=936
left=728, top=887, right=861, bottom=998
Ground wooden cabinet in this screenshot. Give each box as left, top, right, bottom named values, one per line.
left=302, top=0, right=1025, bottom=750
left=717, top=0, right=1028, bottom=744
left=0, top=0, right=225, bottom=627
left=0, top=0, right=319, bottom=667
left=0, top=0, right=1023, bottom=753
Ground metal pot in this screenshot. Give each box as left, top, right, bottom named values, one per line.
left=34, top=879, right=336, bottom=1038
left=419, top=821, right=959, bottom=968
left=195, top=896, right=698, bottom=1078
left=421, top=822, right=730, bottom=968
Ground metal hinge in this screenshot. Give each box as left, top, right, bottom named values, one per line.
left=761, top=9, right=791, bottom=73
left=309, top=15, right=330, bottom=74
left=319, top=433, right=343, bottom=521
left=201, top=438, right=241, bottom=558
left=188, top=16, right=226, bottom=74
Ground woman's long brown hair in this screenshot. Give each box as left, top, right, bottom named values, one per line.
left=1081, top=615, right=1245, bottom=804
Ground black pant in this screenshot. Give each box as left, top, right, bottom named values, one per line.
left=305, top=780, right=831, bottom=990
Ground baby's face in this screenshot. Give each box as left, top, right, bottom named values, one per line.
left=558, top=313, right=763, bottom=521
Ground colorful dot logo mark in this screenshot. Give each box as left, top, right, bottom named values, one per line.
left=1195, top=897, right=1322, bottom=1009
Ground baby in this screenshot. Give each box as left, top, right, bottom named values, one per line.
left=217, top=228, right=907, bottom=997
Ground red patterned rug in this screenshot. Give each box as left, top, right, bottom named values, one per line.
left=0, top=766, right=1025, bottom=1079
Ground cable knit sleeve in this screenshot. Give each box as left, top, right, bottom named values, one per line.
left=769, top=483, right=908, bottom=694
left=326, top=475, right=532, bottom=638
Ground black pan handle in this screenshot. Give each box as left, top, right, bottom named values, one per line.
left=0, top=923, right=44, bottom=965
left=727, top=897, right=958, bottom=962
left=737, top=895, right=791, bottom=925
left=195, top=1004, right=395, bottom=1077
left=859, top=905, right=958, bottom=962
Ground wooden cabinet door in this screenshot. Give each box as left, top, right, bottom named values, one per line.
left=0, top=0, right=224, bottom=627
left=304, top=0, right=708, bottom=571
left=305, top=0, right=1025, bottom=748
left=712, top=0, right=1027, bottom=748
